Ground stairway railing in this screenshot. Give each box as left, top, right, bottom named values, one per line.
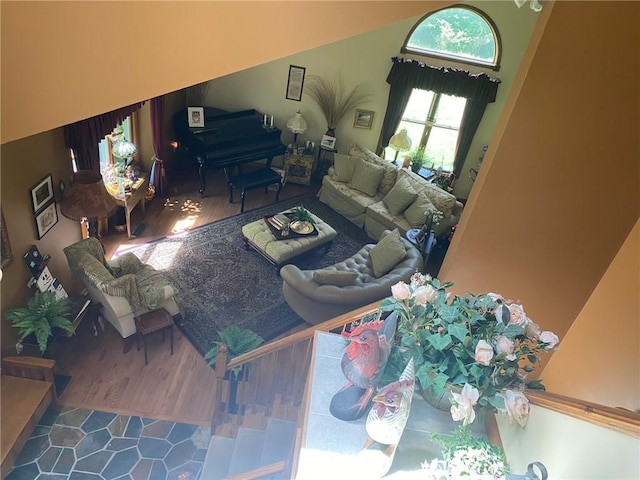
left=209, top=302, right=380, bottom=433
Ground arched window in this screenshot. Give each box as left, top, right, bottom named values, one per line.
left=402, top=6, right=501, bottom=71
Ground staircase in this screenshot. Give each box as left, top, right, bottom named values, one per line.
left=200, top=417, right=298, bottom=480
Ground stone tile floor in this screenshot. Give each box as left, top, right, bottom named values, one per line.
left=7, top=406, right=210, bottom=480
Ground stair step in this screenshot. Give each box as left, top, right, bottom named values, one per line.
left=200, top=435, right=236, bottom=480
left=227, top=427, right=267, bottom=476
left=260, top=418, right=297, bottom=467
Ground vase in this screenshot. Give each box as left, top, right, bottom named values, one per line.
left=325, top=127, right=336, bottom=138
left=421, top=383, right=461, bottom=411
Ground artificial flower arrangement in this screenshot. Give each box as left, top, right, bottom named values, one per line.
left=380, top=272, right=559, bottom=427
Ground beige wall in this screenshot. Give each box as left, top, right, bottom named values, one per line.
left=541, top=220, right=640, bottom=411
left=440, top=0, right=639, bottom=402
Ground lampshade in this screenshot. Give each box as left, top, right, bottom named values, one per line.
left=112, top=138, right=137, bottom=159
left=389, top=129, right=412, bottom=153
left=286, top=111, right=308, bottom=134
left=60, top=171, right=118, bottom=221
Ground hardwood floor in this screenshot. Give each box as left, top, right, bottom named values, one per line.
left=55, top=165, right=319, bottom=426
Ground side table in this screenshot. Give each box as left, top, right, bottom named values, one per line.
left=283, top=153, right=314, bottom=186
left=315, top=146, right=338, bottom=180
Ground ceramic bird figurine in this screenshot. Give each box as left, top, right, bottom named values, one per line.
left=361, top=357, right=415, bottom=477
left=329, top=313, right=398, bottom=421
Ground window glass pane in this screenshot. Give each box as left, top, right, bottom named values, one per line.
left=403, top=90, right=435, bottom=122
left=434, top=94, right=466, bottom=129
left=98, top=117, right=132, bottom=173
left=406, top=7, right=497, bottom=66
left=425, top=127, right=459, bottom=170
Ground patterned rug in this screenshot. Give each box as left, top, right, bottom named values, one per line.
left=118, top=195, right=371, bottom=357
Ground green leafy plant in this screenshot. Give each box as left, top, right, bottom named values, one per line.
left=421, top=425, right=509, bottom=480
left=305, top=75, right=372, bottom=130
left=204, top=326, right=265, bottom=378
left=289, top=206, right=315, bottom=225
left=407, top=149, right=432, bottom=173
left=5, top=291, right=74, bottom=354
left=380, top=273, right=559, bottom=427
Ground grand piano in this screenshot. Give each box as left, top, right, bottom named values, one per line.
left=173, top=107, right=286, bottom=195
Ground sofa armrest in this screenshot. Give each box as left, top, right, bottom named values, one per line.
left=452, top=200, right=464, bottom=218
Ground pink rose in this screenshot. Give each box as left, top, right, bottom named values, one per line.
left=391, top=281, right=411, bottom=300
left=450, top=383, right=479, bottom=426
left=497, top=303, right=530, bottom=328
left=411, top=284, right=438, bottom=305
left=502, top=389, right=530, bottom=427
left=495, top=335, right=515, bottom=355
left=410, top=272, right=427, bottom=288
left=525, top=321, right=541, bottom=338
left=539, top=331, right=559, bottom=350
left=474, top=339, right=494, bottom=366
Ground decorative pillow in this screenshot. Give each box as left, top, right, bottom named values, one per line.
left=313, top=270, right=358, bottom=286
left=383, top=177, right=418, bottom=216
left=369, top=229, right=407, bottom=277
left=79, top=252, right=115, bottom=284
left=404, top=193, right=439, bottom=228
left=332, top=154, right=358, bottom=183
left=349, top=158, right=385, bottom=196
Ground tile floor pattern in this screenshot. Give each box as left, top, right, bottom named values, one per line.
left=7, top=406, right=210, bottom=480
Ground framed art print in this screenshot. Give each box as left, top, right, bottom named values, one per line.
left=187, top=107, right=205, bottom=127
left=353, top=109, right=375, bottom=129
left=34, top=200, right=58, bottom=239
left=320, top=135, right=337, bottom=149
left=30, top=174, right=54, bottom=213
left=286, top=65, right=306, bottom=101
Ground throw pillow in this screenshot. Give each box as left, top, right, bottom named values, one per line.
left=383, top=177, right=418, bottom=216
left=349, top=158, right=385, bottom=196
left=313, top=270, right=359, bottom=286
left=369, top=229, right=407, bottom=277
left=332, top=154, right=358, bottom=183
left=404, top=193, right=438, bottom=228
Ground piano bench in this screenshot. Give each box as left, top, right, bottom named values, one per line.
left=228, top=168, right=283, bottom=213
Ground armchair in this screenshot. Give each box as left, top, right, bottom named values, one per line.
left=63, top=238, right=181, bottom=341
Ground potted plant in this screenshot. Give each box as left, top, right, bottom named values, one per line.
left=407, top=149, right=432, bottom=174
left=289, top=206, right=315, bottom=225
left=204, top=325, right=264, bottom=378
left=380, top=273, right=559, bottom=427
left=305, top=75, right=371, bottom=136
left=421, top=425, right=509, bottom=480
left=6, top=291, right=74, bottom=355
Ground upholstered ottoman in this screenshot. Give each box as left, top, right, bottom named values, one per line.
left=241, top=212, right=337, bottom=271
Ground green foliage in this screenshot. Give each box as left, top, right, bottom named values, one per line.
left=204, top=326, right=264, bottom=378
left=407, top=149, right=432, bottom=173
left=5, top=291, right=73, bottom=354
left=425, top=425, right=509, bottom=479
left=289, top=206, right=315, bottom=225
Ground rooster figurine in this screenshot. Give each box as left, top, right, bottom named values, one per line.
left=360, top=357, right=415, bottom=478
left=329, top=313, right=398, bottom=421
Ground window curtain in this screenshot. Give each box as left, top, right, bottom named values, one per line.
left=63, top=102, right=145, bottom=171
left=377, top=57, right=500, bottom=177
left=149, top=96, right=167, bottom=197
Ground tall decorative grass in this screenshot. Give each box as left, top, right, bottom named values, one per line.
left=305, top=75, right=371, bottom=130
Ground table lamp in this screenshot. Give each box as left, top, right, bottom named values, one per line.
left=389, top=129, right=412, bottom=165
left=286, top=110, right=308, bottom=145
left=60, top=170, right=118, bottom=237
left=112, top=138, right=137, bottom=166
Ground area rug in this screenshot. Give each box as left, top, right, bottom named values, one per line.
left=117, top=195, right=371, bottom=357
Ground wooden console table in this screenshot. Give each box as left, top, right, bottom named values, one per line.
left=107, top=175, right=149, bottom=238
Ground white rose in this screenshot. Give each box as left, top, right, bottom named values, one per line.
left=539, top=331, right=559, bottom=350
left=503, top=389, right=530, bottom=427
left=495, top=335, right=515, bottom=355
left=411, top=284, right=438, bottom=305
left=391, top=281, right=411, bottom=300
left=474, top=340, right=494, bottom=366
left=450, top=383, right=479, bottom=426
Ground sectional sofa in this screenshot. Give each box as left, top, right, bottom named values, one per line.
left=317, top=144, right=463, bottom=240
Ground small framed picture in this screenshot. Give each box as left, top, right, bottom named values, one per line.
left=320, top=135, right=337, bottom=149
left=34, top=200, right=58, bottom=239
left=353, top=109, right=375, bottom=129
left=286, top=65, right=306, bottom=101
left=30, top=174, right=54, bottom=214
left=188, top=107, right=205, bottom=128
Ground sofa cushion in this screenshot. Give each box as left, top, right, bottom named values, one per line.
left=349, top=158, right=385, bottom=196
left=348, top=143, right=397, bottom=194
left=403, top=192, right=439, bottom=228
left=383, top=176, right=418, bottom=215
left=369, top=229, right=407, bottom=277
left=398, top=170, right=457, bottom=218
left=313, top=270, right=359, bottom=286
left=333, top=153, right=359, bottom=183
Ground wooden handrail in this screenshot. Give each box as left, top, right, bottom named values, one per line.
left=226, top=302, right=380, bottom=371
left=526, top=389, right=640, bottom=438
left=223, top=460, right=286, bottom=480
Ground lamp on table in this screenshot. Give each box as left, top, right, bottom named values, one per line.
left=389, top=129, right=412, bottom=166
left=286, top=110, right=308, bottom=145
left=60, top=170, right=118, bottom=238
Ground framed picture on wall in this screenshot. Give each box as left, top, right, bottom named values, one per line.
left=320, top=135, right=336, bottom=149
left=30, top=174, right=54, bottom=214
left=34, top=200, right=58, bottom=239
left=285, top=65, right=306, bottom=101
left=187, top=107, right=205, bottom=127
left=353, top=109, right=375, bottom=129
